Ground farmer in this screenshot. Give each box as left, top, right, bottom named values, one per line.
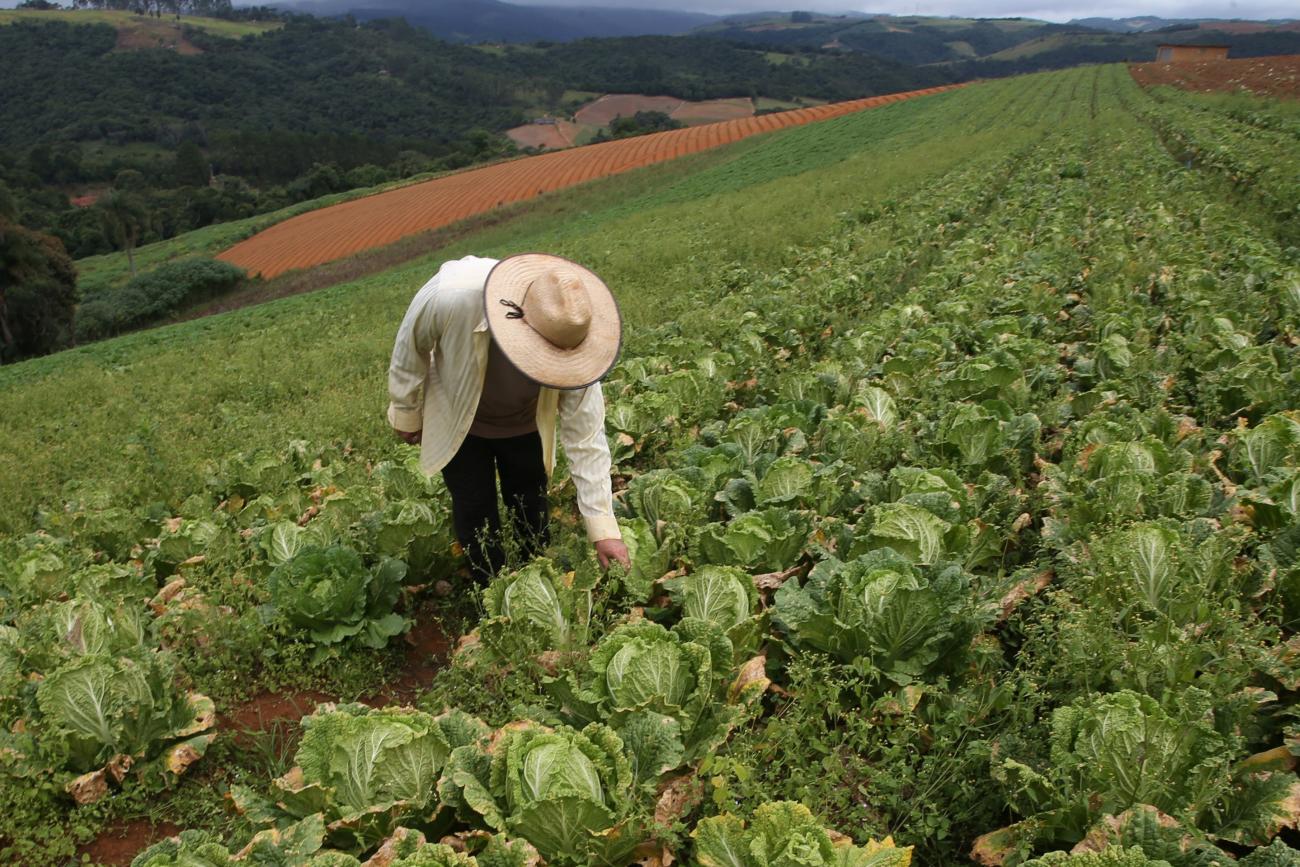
left=386, top=253, right=630, bottom=583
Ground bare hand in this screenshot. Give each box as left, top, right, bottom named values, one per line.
left=594, top=538, right=631, bottom=571
left=394, top=428, right=422, bottom=446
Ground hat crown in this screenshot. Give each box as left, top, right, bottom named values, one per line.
left=522, top=270, right=591, bottom=350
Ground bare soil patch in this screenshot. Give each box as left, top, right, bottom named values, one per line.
left=671, top=97, right=755, bottom=124
left=1200, top=21, right=1300, bottom=34
left=506, top=120, right=579, bottom=150
left=575, top=94, right=684, bottom=126
left=1130, top=55, right=1300, bottom=100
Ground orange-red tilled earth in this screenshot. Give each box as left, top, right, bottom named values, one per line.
left=1130, top=55, right=1300, bottom=100
left=218, top=85, right=959, bottom=279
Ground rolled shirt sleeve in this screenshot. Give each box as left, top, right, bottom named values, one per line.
left=557, top=382, right=622, bottom=543
left=387, top=276, right=443, bottom=433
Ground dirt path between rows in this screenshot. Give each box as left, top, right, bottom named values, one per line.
left=77, top=617, right=453, bottom=865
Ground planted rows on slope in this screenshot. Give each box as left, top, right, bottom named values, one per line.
left=216, top=85, right=957, bottom=279
left=5, top=65, right=1300, bottom=867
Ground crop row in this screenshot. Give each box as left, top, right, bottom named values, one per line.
left=1124, top=71, right=1300, bottom=236
left=215, top=86, right=959, bottom=280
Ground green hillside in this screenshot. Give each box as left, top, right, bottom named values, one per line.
left=3, top=64, right=1300, bottom=867
left=693, top=11, right=1300, bottom=67
left=0, top=7, right=279, bottom=38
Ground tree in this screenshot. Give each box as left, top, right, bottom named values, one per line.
left=96, top=189, right=148, bottom=277
left=172, top=141, right=209, bottom=188
left=0, top=188, right=78, bottom=363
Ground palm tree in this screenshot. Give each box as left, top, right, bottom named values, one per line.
left=96, top=190, right=149, bottom=278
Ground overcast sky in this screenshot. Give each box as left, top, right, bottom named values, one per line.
left=4, top=0, right=1293, bottom=24
left=509, top=0, right=1297, bottom=22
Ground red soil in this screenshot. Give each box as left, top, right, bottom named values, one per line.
left=1198, top=21, right=1300, bottom=34
left=78, top=819, right=182, bottom=866
left=574, top=94, right=684, bottom=126
left=218, top=84, right=961, bottom=279
left=367, top=614, right=453, bottom=704
left=1130, top=55, right=1300, bottom=100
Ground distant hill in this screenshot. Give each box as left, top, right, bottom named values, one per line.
left=273, top=0, right=718, bottom=41
left=689, top=11, right=1300, bottom=68
left=690, top=13, right=1091, bottom=65
left=1068, top=16, right=1299, bottom=33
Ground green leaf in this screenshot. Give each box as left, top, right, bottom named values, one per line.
left=867, top=503, right=949, bottom=565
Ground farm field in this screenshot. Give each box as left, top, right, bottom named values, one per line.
left=502, top=96, right=783, bottom=153
left=217, top=84, right=956, bottom=279
left=3, top=64, right=1300, bottom=867
left=1130, top=55, right=1300, bottom=99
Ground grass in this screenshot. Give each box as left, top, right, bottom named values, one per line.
left=0, top=74, right=1064, bottom=533
left=0, top=8, right=279, bottom=38
left=76, top=161, right=542, bottom=295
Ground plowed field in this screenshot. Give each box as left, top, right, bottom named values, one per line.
left=505, top=119, right=580, bottom=150
left=1130, top=55, right=1300, bottom=99
left=671, top=97, right=755, bottom=124
left=574, top=94, right=684, bottom=125
left=218, top=85, right=958, bottom=279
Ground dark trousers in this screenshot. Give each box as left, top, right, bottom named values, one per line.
left=442, top=431, right=549, bottom=583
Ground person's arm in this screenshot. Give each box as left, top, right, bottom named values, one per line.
left=557, top=382, right=629, bottom=569
left=387, top=278, right=443, bottom=442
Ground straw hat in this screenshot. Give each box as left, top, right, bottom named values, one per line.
left=484, top=253, right=622, bottom=389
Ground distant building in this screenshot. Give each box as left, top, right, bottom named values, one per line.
left=1155, top=44, right=1230, bottom=62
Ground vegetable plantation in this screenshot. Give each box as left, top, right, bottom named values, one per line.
left=3, top=63, right=1300, bottom=867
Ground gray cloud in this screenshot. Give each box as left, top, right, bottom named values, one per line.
left=509, top=0, right=1296, bottom=23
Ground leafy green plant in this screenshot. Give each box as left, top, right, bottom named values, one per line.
left=231, top=703, right=488, bottom=850
left=0, top=598, right=215, bottom=805
left=694, top=508, right=810, bottom=573
left=773, top=549, right=985, bottom=684
left=981, top=690, right=1300, bottom=864
left=439, top=720, right=647, bottom=866
left=692, top=801, right=912, bottom=866
left=546, top=619, right=768, bottom=783
left=266, top=544, right=410, bottom=654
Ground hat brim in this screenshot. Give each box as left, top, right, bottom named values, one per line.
left=484, top=253, right=622, bottom=390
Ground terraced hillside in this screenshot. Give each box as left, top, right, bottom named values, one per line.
left=2, top=65, right=1299, bottom=867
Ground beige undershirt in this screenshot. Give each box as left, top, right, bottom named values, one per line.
left=469, top=339, right=540, bottom=438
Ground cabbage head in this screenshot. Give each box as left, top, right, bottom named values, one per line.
left=772, top=549, right=983, bottom=683
left=2, top=598, right=216, bottom=801
left=440, top=721, right=643, bottom=866
left=231, top=703, right=487, bottom=851
left=549, top=619, right=762, bottom=783
left=694, top=508, right=810, bottom=573
left=267, top=545, right=409, bottom=651
left=692, top=801, right=913, bottom=867
left=479, top=559, right=597, bottom=652
left=663, top=566, right=765, bottom=657
left=984, top=690, right=1300, bottom=861
left=129, top=817, right=361, bottom=867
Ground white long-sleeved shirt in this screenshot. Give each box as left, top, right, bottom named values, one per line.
left=386, top=255, right=621, bottom=543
